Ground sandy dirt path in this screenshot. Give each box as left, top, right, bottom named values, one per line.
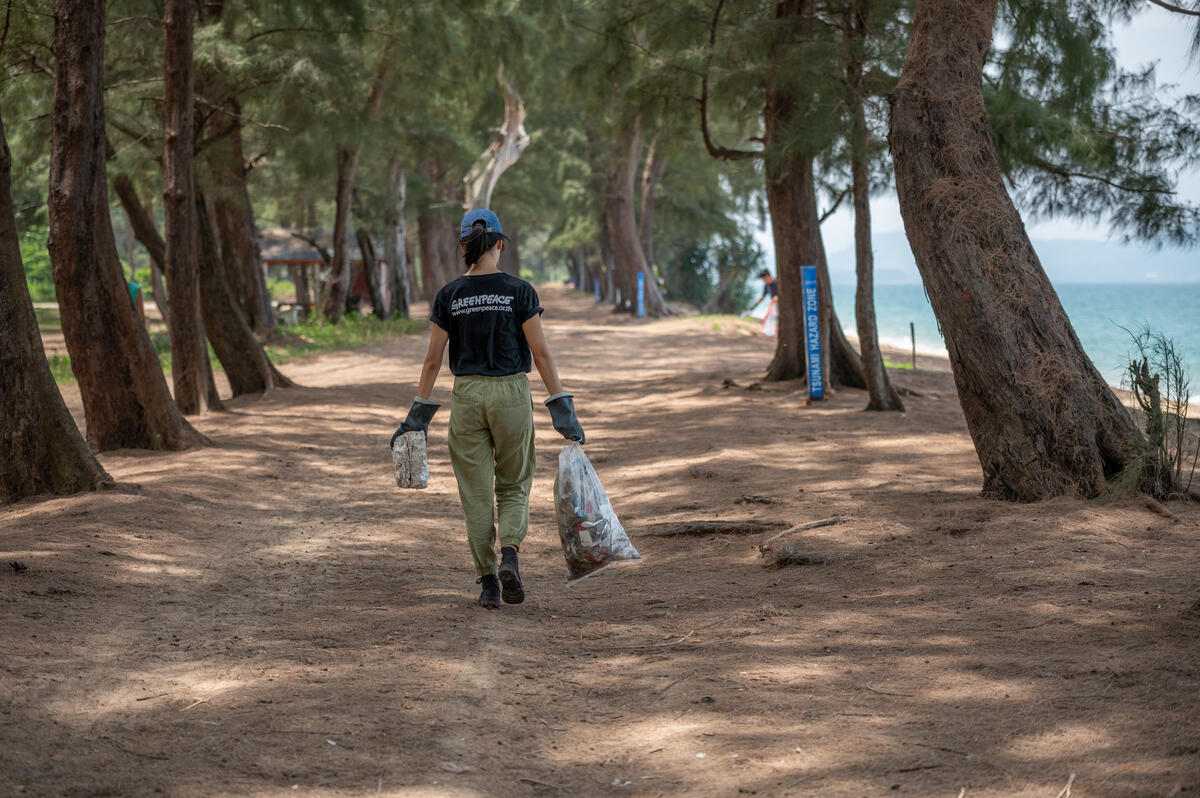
left=3, top=285, right=1198, bottom=797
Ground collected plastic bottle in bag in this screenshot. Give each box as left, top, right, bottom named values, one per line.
left=554, top=442, right=641, bottom=585
left=392, top=431, right=428, bottom=489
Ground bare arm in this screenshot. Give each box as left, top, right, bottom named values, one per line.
left=416, top=324, right=449, bottom=400
left=522, top=315, right=566, bottom=396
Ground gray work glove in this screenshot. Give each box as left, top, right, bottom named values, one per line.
left=391, top=398, right=441, bottom=449
left=545, top=392, right=585, bottom=444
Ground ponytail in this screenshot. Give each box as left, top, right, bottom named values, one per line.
left=461, top=220, right=507, bottom=268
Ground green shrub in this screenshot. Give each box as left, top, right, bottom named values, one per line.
left=21, top=227, right=55, bottom=302
left=1118, top=325, right=1192, bottom=499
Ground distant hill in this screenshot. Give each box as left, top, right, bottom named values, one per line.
left=825, top=231, right=1199, bottom=285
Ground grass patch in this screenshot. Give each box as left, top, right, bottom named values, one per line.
left=34, top=305, right=61, bottom=333
left=266, top=314, right=426, bottom=363
left=47, top=312, right=425, bottom=384
left=884, top=361, right=914, bottom=370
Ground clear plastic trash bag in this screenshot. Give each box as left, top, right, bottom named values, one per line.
left=554, top=442, right=641, bottom=585
left=392, top=431, right=428, bottom=489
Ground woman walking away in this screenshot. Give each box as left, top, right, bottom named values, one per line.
left=391, top=209, right=585, bottom=609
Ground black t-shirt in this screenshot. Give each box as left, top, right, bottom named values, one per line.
left=430, top=272, right=543, bottom=376
left=763, top=279, right=778, bottom=298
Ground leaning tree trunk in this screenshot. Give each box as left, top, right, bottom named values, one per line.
left=605, top=117, right=670, bottom=317
left=356, top=228, right=387, bottom=319
left=113, top=174, right=169, bottom=321
left=384, top=159, right=409, bottom=317
left=888, top=0, right=1143, bottom=499
left=0, top=112, right=113, bottom=503
left=195, top=191, right=278, bottom=397
left=846, top=1, right=903, bottom=411
left=462, top=62, right=532, bottom=211
left=324, top=40, right=396, bottom=322
left=48, top=0, right=205, bottom=452
left=205, top=99, right=273, bottom=335
left=162, top=0, right=207, bottom=415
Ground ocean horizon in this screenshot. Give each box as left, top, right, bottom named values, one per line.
left=824, top=281, right=1200, bottom=403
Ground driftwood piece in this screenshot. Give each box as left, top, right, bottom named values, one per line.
left=757, top=517, right=850, bottom=568
left=636, top=520, right=789, bottom=538
left=757, top=517, right=848, bottom=549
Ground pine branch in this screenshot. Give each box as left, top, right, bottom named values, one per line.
left=1028, top=154, right=1173, bottom=195
left=1147, top=0, right=1200, bottom=16
left=819, top=185, right=851, bottom=223
left=699, top=0, right=763, bottom=162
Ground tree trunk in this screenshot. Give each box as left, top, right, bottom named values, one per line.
left=324, top=146, right=356, bottom=322
left=638, top=134, right=666, bottom=270
left=162, top=0, right=207, bottom=415
left=462, top=63, right=532, bottom=210
left=417, top=209, right=440, bottom=306
left=48, top=0, right=205, bottom=452
left=405, top=236, right=419, bottom=309
left=598, top=212, right=614, bottom=303
left=762, top=0, right=864, bottom=388
left=195, top=190, right=277, bottom=397
left=846, top=1, right=903, bottom=411
left=205, top=100, right=272, bottom=335
left=888, top=0, right=1143, bottom=499
left=112, top=174, right=169, bottom=322
left=499, top=224, right=520, bottom=275
left=356, top=228, right=386, bottom=319
left=322, top=40, right=396, bottom=322
left=0, top=112, right=113, bottom=503
left=763, top=159, right=807, bottom=381
left=292, top=263, right=311, bottom=316
left=605, top=118, right=670, bottom=317
left=440, top=219, right=462, bottom=285
left=384, top=159, right=409, bottom=317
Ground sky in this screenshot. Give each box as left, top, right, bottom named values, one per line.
left=755, top=5, right=1200, bottom=284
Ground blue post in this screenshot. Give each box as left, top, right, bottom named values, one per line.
left=594, top=277, right=600, bottom=303
left=801, top=265, right=824, bottom=400
left=636, top=272, right=645, bottom=318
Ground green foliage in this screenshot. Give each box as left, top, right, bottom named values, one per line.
left=20, top=226, right=55, bottom=302
left=990, top=1, right=1200, bottom=244
left=662, top=230, right=763, bottom=312
left=1119, top=325, right=1192, bottom=498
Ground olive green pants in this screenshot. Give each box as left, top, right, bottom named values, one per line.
left=448, top=374, right=536, bottom=576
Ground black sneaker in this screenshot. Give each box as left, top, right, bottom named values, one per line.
left=476, top=574, right=500, bottom=609
left=499, top=546, right=524, bottom=604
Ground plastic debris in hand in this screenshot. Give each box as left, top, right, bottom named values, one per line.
left=554, top=442, right=641, bottom=585
left=392, top=431, right=428, bottom=489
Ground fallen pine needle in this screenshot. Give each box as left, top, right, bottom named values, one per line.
left=657, top=670, right=696, bottom=694
left=1055, top=773, right=1076, bottom=798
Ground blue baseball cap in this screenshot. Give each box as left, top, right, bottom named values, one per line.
left=460, top=208, right=503, bottom=239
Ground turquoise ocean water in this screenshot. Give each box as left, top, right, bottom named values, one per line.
left=828, top=283, right=1200, bottom=397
